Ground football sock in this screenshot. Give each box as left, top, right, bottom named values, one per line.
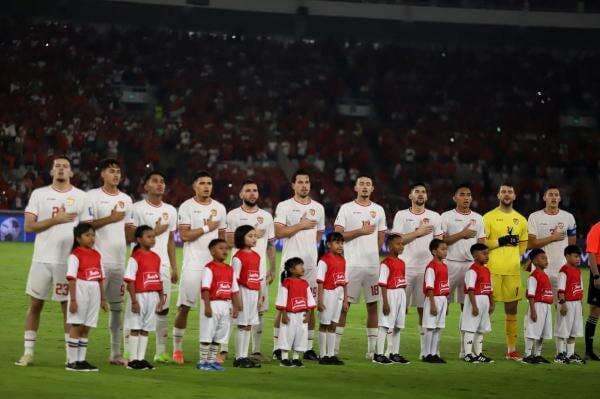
left=208, top=343, right=218, bottom=363
left=567, top=338, right=576, bottom=357
left=138, top=335, right=148, bottom=361
left=173, top=328, right=185, bottom=352
left=67, top=338, right=79, bottom=363
left=155, top=314, right=168, bottom=355
left=78, top=338, right=88, bottom=362
left=129, top=335, right=140, bottom=361
left=505, top=314, right=518, bottom=352
left=199, top=343, right=210, bottom=363
left=525, top=338, right=535, bottom=357
left=585, top=315, right=597, bottom=354
left=376, top=327, right=388, bottom=355
left=24, top=330, right=36, bottom=356
left=391, top=328, right=401, bottom=354
left=273, top=327, right=280, bottom=349
left=463, top=332, right=474, bottom=356
left=326, top=332, right=336, bottom=357
left=319, top=332, right=327, bottom=358
left=252, top=315, right=263, bottom=353
left=334, top=327, right=344, bottom=355
left=109, top=309, right=122, bottom=358
left=367, top=328, right=378, bottom=354
left=534, top=339, right=543, bottom=357
left=307, top=329, right=314, bottom=350
left=432, top=329, right=442, bottom=356
left=473, top=332, right=483, bottom=355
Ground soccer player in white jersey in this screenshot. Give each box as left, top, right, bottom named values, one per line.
left=527, top=186, right=577, bottom=294
left=440, top=184, right=485, bottom=358
left=16, top=155, right=93, bottom=366
left=273, top=170, right=325, bottom=361
left=87, top=159, right=133, bottom=365
left=391, top=182, right=443, bottom=359
left=226, top=180, right=276, bottom=361
left=126, top=171, right=178, bottom=364
left=172, top=171, right=227, bottom=364
left=334, top=176, right=386, bottom=359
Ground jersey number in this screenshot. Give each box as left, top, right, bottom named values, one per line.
left=55, top=283, right=69, bottom=296
left=51, top=206, right=60, bottom=218
left=371, top=285, right=380, bottom=296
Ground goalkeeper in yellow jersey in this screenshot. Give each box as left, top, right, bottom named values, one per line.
left=483, top=183, right=528, bottom=361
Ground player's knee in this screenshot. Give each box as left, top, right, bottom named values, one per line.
left=28, top=299, right=44, bottom=314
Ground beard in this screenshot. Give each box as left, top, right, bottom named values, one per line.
left=243, top=199, right=257, bottom=207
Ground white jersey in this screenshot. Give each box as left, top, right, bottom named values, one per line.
left=391, top=208, right=442, bottom=271
left=25, top=185, right=93, bottom=264
left=129, top=199, right=177, bottom=268
left=87, top=188, right=133, bottom=265
left=178, top=198, right=227, bottom=271
left=440, top=209, right=485, bottom=262
left=527, top=209, right=576, bottom=275
left=274, top=198, right=325, bottom=268
left=334, top=200, right=387, bottom=268
left=226, top=206, right=275, bottom=271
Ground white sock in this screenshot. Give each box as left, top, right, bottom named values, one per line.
left=237, top=329, right=251, bottom=359
left=334, top=327, right=344, bottom=355
left=273, top=327, right=279, bottom=349
left=326, top=332, right=336, bottom=357
left=24, top=330, right=36, bottom=356
left=391, top=328, right=401, bottom=354
left=557, top=337, right=567, bottom=354
left=376, top=327, right=388, bottom=355
left=307, top=329, right=314, bottom=350
left=138, top=335, right=149, bottom=361
left=252, top=315, right=263, bottom=353
left=534, top=339, right=543, bottom=357
left=156, top=315, right=168, bottom=355
left=567, top=340, right=575, bottom=356
left=424, top=329, right=434, bottom=356
left=129, top=335, right=140, bottom=361
left=78, top=338, right=88, bottom=362
left=432, top=329, right=442, bottom=357
left=367, top=328, right=378, bottom=354
left=109, top=309, right=122, bottom=358
left=459, top=330, right=465, bottom=357
left=463, top=331, right=474, bottom=356
left=292, top=351, right=300, bottom=360
left=64, top=333, right=70, bottom=361
left=173, top=328, right=185, bottom=352
left=236, top=329, right=245, bottom=359
left=420, top=327, right=426, bottom=357
left=281, top=350, right=289, bottom=360
left=473, top=332, right=483, bottom=355
left=525, top=338, right=535, bottom=357
left=319, top=332, right=327, bottom=358
left=208, top=344, right=218, bottom=362
left=199, top=343, right=210, bottom=363
left=67, top=338, right=79, bottom=363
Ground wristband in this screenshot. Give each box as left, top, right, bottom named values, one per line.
left=202, top=225, right=210, bottom=234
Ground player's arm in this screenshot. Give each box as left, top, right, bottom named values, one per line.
left=443, top=228, right=472, bottom=245
left=464, top=270, right=478, bottom=315
left=178, top=224, right=206, bottom=242
left=201, top=268, right=213, bottom=317
left=167, top=232, right=178, bottom=283
left=526, top=276, right=537, bottom=321
left=483, top=217, right=501, bottom=250
left=89, top=205, right=125, bottom=230
left=528, top=233, right=563, bottom=249
left=378, top=230, right=385, bottom=249
left=424, top=268, right=437, bottom=315
left=267, top=239, right=276, bottom=284
left=24, top=211, right=73, bottom=233
left=334, top=224, right=373, bottom=242
left=316, top=260, right=326, bottom=310
left=275, top=222, right=305, bottom=239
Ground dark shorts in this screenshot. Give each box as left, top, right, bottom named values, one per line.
left=588, top=272, right=600, bottom=306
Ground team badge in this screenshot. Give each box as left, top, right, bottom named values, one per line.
left=210, top=209, right=217, bottom=217
left=118, top=200, right=125, bottom=209
left=66, top=198, right=75, bottom=206
left=423, top=218, right=430, bottom=225
left=309, top=209, right=316, bottom=216
left=257, top=216, right=264, bottom=224
left=557, top=222, right=565, bottom=229
left=513, top=218, right=519, bottom=225
left=469, top=219, right=476, bottom=227
left=162, top=212, right=169, bottom=221
left=370, top=211, right=376, bottom=219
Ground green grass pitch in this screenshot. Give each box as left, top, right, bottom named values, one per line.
left=0, top=242, right=598, bottom=398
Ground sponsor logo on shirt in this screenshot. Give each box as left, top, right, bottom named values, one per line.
left=143, top=272, right=161, bottom=286
left=216, top=281, right=232, bottom=296
left=85, top=269, right=102, bottom=280
left=248, top=270, right=260, bottom=282
left=333, top=272, right=345, bottom=284
left=291, top=297, right=307, bottom=311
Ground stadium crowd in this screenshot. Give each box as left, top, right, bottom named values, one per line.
left=0, top=19, right=599, bottom=235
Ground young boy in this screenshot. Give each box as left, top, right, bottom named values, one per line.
left=374, top=234, right=410, bottom=365
left=523, top=248, right=553, bottom=364
left=198, top=239, right=240, bottom=372
left=554, top=245, right=585, bottom=364
left=460, top=243, right=495, bottom=363
left=422, top=239, right=450, bottom=363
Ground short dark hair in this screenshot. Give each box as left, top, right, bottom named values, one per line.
left=240, top=179, right=258, bottom=189
left=429, top=238, right=445, bottom=252
left=143, top=170, right=166, bottom=185
left=499, top=182, right=514, bottom=189
left=98, top=158, right=120, bottom=171
left=234, top=225, right=255, bottom=249
left=281, top=257, right=304, bottom=283
left=454, top=183, right=471, bottom=194
left=470, top=243, right=488, bottom=255
left=291, top=169, right=310, bottom=183
left=409, top=182, right=427, bottom=192
left=564, top=245, right=581, bottom=256
left=132, top=225, right=154, bottom=254
left=326, top=231, right=344, bottom=244
left=528, top=248, right=545, bottom=261
left=50, top=154, right=72, bottom=168
left=192, top=170, right=212, bottom=184
left=72, top=222, right=95, bottom=251
left=386, top=233, right=402, bottom=246
left=208, top=238, right=226, bottom=251
left=543, top=185, right=559, bottom=194
left=355, top=175, right=373, bottom=184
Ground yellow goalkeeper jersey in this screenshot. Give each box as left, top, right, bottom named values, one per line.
left=483, top=207, right=528, bottom=276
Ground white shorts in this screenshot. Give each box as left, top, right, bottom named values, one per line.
left=346, top=266, right=379, bottom=304
left=378, top=287, right=407, bottom=329
left=259, top=281, right=269, bottom=313
left=200, top=300, right=232, bottom=344
left=176, top=267, right=202, bottom=308
left=236, top=286, right=260, bottom=326
left=405, top=268, right=425, bottom=308
left=26, top=262, right=68, bottom=302
left=422, top=296, right=448, bottom=329
left=67, top=280, right=101, bottom=328
left=549, top=274, right=559, bottom=302
left=277, top=312, right=308, bottom=352
left=302, top=265, right=318, bottom=300
left=447, top=260, right=471, bottom=304
left=103, top=263, right=125, bottom=304
left=161, top=266, right=172, bottom=310
left=460, top=295, right=491, bottom=333
left=319, top=286, right=344, bottom=325
left=525, top=302, right=553, bottom=340
left=554, top=301, right=584, bottom=338
left=124, top=292, right=160, bottom=332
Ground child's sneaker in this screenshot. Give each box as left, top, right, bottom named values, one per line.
left=554, top=353, right=570, bottom=364
left=127, top=360, right=146, bottom=370
left=569, top=353, right=585, bottom=364
left=291, top=359, right=304, bottom=368
left=372, top=354, right=392, bottom=365
left=196, top=361, right=211, bottom=371
left=303, top=350, right=319, bottom=361
left=65, top=362, right=84, bottom=371
left=521, top=355, right=539, bottom=364
left=389, top=354, right=410, bottom=364
left=280, top=359, right=293, bottom=367
left=431, top=355, right=446, bottom=364
left=209, top=362, right=225, bottom=371
left=463, top=354, right=479, bottom=363
left=154, top=353, right=170, bottom=364
left=329, top=356, right=344, bottom=365
left=475, top=354, right=494, bottom=363
left=272, top=349, right=282, bottom=360
left=172, top=350, right=184, bottom=365
left=534, top=356, right=550, bottom=364
left=78, top=360, right=99, bottom=372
